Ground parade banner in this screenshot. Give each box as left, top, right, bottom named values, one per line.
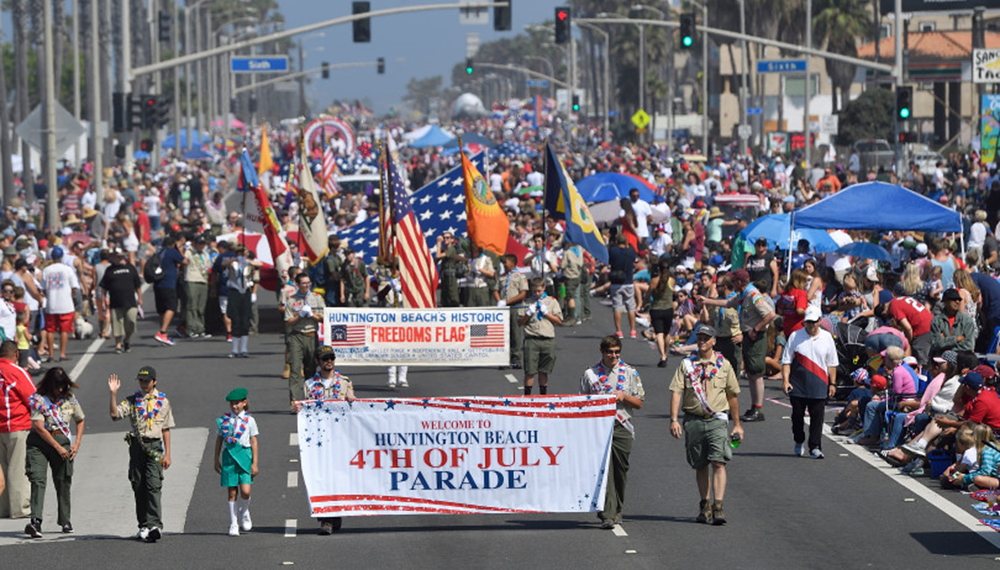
left=324, top=308, right=509, bottom=366
left=298, top=395, right=615, bottom=516
left=982, top=94, right=1000, bottom=164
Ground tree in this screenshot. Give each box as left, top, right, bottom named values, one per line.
left=814, top=0, right=870, bottom=112
left=403, top=76, right=443, bottom=117
left=835, top=87, right=893, bottom=146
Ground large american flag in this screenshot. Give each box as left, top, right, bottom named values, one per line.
left=338, top=152, right=484, bottom=265
left=469, top=324, right=505, bottom=348
left=383, top=144, right=438, bottom=308
left=321, top=130, right=339, bottom=198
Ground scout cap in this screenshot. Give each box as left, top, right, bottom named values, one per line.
left=226, top=387, right=248, bottom=401
left=316, top=345, right=335, bottom=359
left=136, top=365, right=157, bottom=381
left=696, top=325, right=717, bottom=339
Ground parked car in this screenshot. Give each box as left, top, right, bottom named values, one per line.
left=335, top=174, right=381, bottom=196
left=912, top=151, right=946, bottom=178
left=852, top=139, right=894, bottom=174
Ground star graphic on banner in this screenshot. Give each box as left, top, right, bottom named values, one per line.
left=353, top=236, right=366, bottom=246
left=437, top=194, right=450, bottom=203
left=385, top=400, right=396, bottom=410
left=548, top=403, right=556, bottom=410
left=419, top=194, right=433, bottom=204
left=464, top=401, right=472, bottom=409
left=452, top=195, right=465, bottom=204
left=447, top=226, right=458, bottom=235
left=437, top=177, right=449, bottom=187
left=424, top=227, right=436, bottom=237
left=421, top=398, right=430, bottom=407
left=451, top=177, right=463, bottom=187
left=440, top=210, right=453, bottom=220
left=419, top=210, right=432, bottom=221
left=504, top=399, right=512, bottom=406
left=369, top=238, right=379, bottom=249
left=457, top=211, right=467, bottom=221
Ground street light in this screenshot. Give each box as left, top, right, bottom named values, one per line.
left=686, top=0, right=710, bottom=156
left=574, top=21, right=610, bottom=139
left=524, top=55, right=555, bottom=98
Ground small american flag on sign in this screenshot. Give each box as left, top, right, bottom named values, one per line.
left=328, top=324, right=366, bottom=347
left=469, top=324, right=505, bottom=348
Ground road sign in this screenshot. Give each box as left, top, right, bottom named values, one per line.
left=16, top=101, right=87, bottom=156
left=525, top=79, right=550, bottom=88
left=466, top=33, right=480, bottom=58
left=631, top=109, right=651, bottom=129
left=608, top=110, right=619, bottom=117
left=757, top=59, right=807, bottom=74
left=747, top=107, right=763, bottom=115
left=459, top=0, right=489, bottom=25
left=821, top=115, right=838, bottom=135
left=737, top=124, right=752, bottom=140
left=636, top=127, right=647, bottom=134
left=230, top=56, right=290, bottom=73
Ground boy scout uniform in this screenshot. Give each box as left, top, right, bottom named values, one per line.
left=467, top=253, right=493, bottom=307
left=559, top=245, right=585, bottom=322
left=501, top=270, right=528, bottom=368
left=668, top=350, right=740, bottom=469
left=340, top=257, right=368, bottom=307
left=25, top=394, right=84, bottom=528
left=285, top=290, right=326, bottom=401
left=521, top=295, right=563, bottom=375
left=113, top=367, right=175, bottom=535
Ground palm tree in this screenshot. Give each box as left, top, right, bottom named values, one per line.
left=814, top=0, right=870, bottom=112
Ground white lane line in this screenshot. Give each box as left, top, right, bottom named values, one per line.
left=825, top=424, right=1000, bottom=551
left=287, top=470, right=299, bottom=488
left=612, top=524, right=628, bottom=537
left=284, top=519, right=297, bottom=538
left=505, top=374, right=518, bottom=384
left=289, top=433, right=299, bottom=447
left=68, top=336, right=106, bottom=379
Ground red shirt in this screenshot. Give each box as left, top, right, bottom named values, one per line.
left=0, top=359, right=36, bottom=432
left=779, top=288, right=809, bottom=337
left=888, top=297, right=932, bottom=337
left=966, top=388, right=1000, bottom=430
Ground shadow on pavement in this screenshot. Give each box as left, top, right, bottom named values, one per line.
left=910, top=531, right=1000, bottom=555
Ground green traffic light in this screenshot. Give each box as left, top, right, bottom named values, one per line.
left=900, top=108, right=910, bottom=119
left=466, top=66, right=473, bottom=74
left=682, top=36, right=693, bottom=47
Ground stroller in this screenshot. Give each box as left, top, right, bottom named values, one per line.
left=832, top=316, right=875, bottom=401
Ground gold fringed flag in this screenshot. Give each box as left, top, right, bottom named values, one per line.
left=258, top=124, right=274, bottom=175
left=461, top=147, right=507, bottom=255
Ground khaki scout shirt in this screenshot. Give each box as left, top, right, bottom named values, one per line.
left=580, top=361, right=645, bottom=427
left=184, top=249, right=210, bottom=283
left=30, top=394, right=84, bottom=436
left=522, top=295, right=562, bottom=338
left=114, top=389, right=176, bottom=439
left=303, top=372, right=353, bottom=400
left=285, top=291, right=325, bottom=334
left=502, top=271, right=528, bottom=304
left=668, top=351, right=740, bottom=417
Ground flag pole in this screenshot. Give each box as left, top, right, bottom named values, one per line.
left=540, top=139, right=549, bottom=292
left=297, top=127, right=306, bottom=260
left=240, top=139, right=247, bottom=250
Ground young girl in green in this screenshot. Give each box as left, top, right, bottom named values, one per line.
left=214, top=388, right=259, bottom=537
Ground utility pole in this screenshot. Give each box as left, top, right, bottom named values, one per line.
left=72, top=0, right=81, bottom=166
left=805, top=0, right=812, bottom=169
left=739, top=0, right=748, bottom=152
left=173, top=0, right=183, bottom=151
left=43, top=0, right=58, bottom=229
left=90, top=0, right=102, bottom=210
left=894, top=0, right=903, bottom=175
left=298, top=40, right=307, bottom=118
left=185, top=2, right=193, bottom=152
left=701, top=0, right=709, bottom=156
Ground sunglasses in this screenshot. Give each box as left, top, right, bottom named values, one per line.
left=320, top=355, right=336, bottom=362
left=603, top=349, right=621, bottom=355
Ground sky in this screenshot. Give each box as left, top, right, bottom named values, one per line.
left=277, top=0, right=568, bottom=116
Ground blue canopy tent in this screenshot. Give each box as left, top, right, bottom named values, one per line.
left=575, top=172, right=657, bottom=203
left=161, top=130, right=210, bottom=149
left=441, top=132, right=495, bottom=149
left=182, top=148, right=214, bottom=160
left=739, top=213, right=839, bottom=253
left=408, top=125, right=456, bottom=148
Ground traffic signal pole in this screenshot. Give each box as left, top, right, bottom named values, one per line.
left=42, top=0, right=57, bottom=230
left=231, top=61, right=382, bottom=96
left=90, top=0, right=102, bottom=216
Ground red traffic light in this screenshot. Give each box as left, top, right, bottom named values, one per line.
left=146, top=98, right=156, bottom=107
left=556, top=9, right=568, bottom=20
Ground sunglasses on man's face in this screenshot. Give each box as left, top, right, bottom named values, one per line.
left=320, top=356, right=336, bottom=362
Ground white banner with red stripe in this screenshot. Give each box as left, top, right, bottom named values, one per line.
left=298, top=395, right=614, bottom=517
left=323, top=308, right=509, bottom=366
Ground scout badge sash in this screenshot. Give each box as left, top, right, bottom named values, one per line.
left=591, top=360, right=635, bottom=436
left=683, top=354, right=729, bottom=421
left=30, top=394, right=73, bottom=442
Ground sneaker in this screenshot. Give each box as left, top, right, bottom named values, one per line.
left=388, top=379, right=396, bottom=388
left=600, top=518, right=616, bottom=529
left=174, top=327, right=189, bottom=339
left=615, top=331, right=623, bottom=338
left=899, top=459, right=923, bottom=474
left=154, top=332, right=175, bottom=346
left=657, top=359, right=668, bottom=368
left=61, top=522, right=74, bottom=534
left=810, top=448, right=825, bottom=459
left=741, top=408, right=765, bottom=422
left=240, top=353, right=249, bottom=359
left=399, top=379, right=409, bottom=388
left=711, top=501, right=726, bottom=526
left=201, top=332, right=213, bottom=339
left=145, top=526, right=161, bottom=542
left=902, top=441, right=928, bottom=458
left=696, top=499, right=713, bottom=524
left=909, top=466, right=926, bottom=477
left=854, top=434, right=880, bottom=447
left=227, top=334, right=233, bottom=342
left=241, top=510, right=252, bottom=532
left=629, top=330, right=638, bottom=339
left=124, top=343, right=132, bottom=352
left=24, top=518, right=42, bottom=538
left=510, top=363, right=522, bottom=370
left=115, top=346, right=123, bottom=354
left=228, top=523, right=240, bottom=537
left=228, top=353, right=236, bottom=359
left=135, top=527, right=149, bottom=541
left=793, top=443, right=804, bottom=457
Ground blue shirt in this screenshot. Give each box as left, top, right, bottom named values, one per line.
left=156, top=247, right=185, bottom=290
left=212, top=251, right=237, bottom=296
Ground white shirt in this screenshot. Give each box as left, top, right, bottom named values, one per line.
left=40, top=262, right=80, bottom=315
left=970, top=222, right=988, bottom=250
left=629, top=198, right=653, bottom=239
left=216, top=411, right=259, bottom=448
left=0, top=299, right=16, bottom=341
left=143, top=195, right=161, bottom=218
left=80, top=190, right=97, bottom=211
left=104, top=190, right=124, bottom=221
left=526, top=171, right=544, bottom=187
left=489, top=173, right=503, bottom=193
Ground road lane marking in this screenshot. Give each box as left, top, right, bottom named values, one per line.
left=612, top=524, right=628, bottom=537
left=287, top=471, right=299, bottom=488
left=290, top=433, right=299, bottom=447
left=68, top=336, right=106, bottom=380
left=505, top=374, right=518, bottom=384
left=284, top=519, right=297, bottom=538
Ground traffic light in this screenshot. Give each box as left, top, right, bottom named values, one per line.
left=680, top=13, right=695, bottom=49
left=127, top=93, right=145, bottom=130
left=322, top=62, right=330, bottom=79
left=494, top=0, right=511, bottom=31
left=572, top=94, right=580, bottom=112
left=115, top=144, right=126, bottom=159
left=142, top=95, right=158, bottom=129
left=896, top=85, right=913, bottom=120
left=466, top=57, right=474, bottom=75
left=377, top=57, right=384, bottom=75
left=554, top=6, right=570, bottom=45
left=898, top=132, right=917, bottom=143
left=155, top=95, right=172, bottom=128
left=249, top=94, right=257, bottom=114
left=352, top=2, right=371, bottom=43
left=112, top=92, right=126, bottom=133
left=140, top=139, right=153, bottom=152
left=158, top=11, right=170, bottom=43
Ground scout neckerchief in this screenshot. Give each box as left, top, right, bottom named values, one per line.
left=592, top=359, right=635, bottom=436
left=306, top=371, right=342, bottom=400
left=29, top=393, right=73, bottom=442
left=533, top=292, right=548, bottom=321
left=717, top=291, right=737, bottom=330
left=133, top=390, right=166, bottom=431
left=683, top=352, right=729, bottom=421
left=220, top=411, right=250, bottom=446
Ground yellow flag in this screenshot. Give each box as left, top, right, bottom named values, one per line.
left=461, top=150, right=507, bottom=255
left=258, top=124, right=274, bottom=175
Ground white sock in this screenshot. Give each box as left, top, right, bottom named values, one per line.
left=228, top=500, right=238, bottom=525
left=399, top=366, right=408, bottom=382
left=237, top=496, right=250, bottom=516
left=917, top=438, right=928, bottom=447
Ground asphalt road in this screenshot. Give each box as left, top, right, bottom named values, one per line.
left=1, top=290, right=1000, bottom=569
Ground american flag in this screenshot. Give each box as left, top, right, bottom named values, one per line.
left=338, top=152, right=484, bottom=265
left=383, top=140, right=438, bottom=308
left=321, top=129, right=339, bottom=198
left=469, top=324, right=505, bottom=348
left=328, top=324, right=365, bottom=347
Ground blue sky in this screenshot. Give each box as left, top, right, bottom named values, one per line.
left=278, top=0, right=567, bottom=115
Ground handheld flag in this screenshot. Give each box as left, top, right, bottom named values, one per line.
left=461, top=147, right=507, bottom=255
left=239, top=147, right=287, bottom=262
left=385, top=137, right=437, bottom=308
left=377, top=142, right=394, bottom=264
left=296, top=142, right=329, bottom=264
left=258, top=124, right=274, bottom=175
left=544, top=143, right=608, bottom=264
left=321, top=129, right=339, bottom=198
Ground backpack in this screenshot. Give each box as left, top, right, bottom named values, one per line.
left=144, top=249, right=165, bottom=284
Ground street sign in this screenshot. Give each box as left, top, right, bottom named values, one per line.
left=737, top=124, right=752, bottom=140
left=16, top=101, right=87, bottom=156
left=757, top=59, right=807, bottom=74
left=466, top=33, right=480, bottom=58
left=821, top=115, right=839, bottom=135
left=230, top=56, right=290, bottom=73
left=459, top=0, right=489, bottom=25
left=631, top=109, right=651, bottom=129
left=636, top=127, right=647, bottom=134
left=526, top=79, right=550, bottom=88
left=747, top=107, right=763, bottom=115
left=608, top=110, right=619, bottom=117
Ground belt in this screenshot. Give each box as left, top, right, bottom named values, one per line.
left=684, top=412, right=714, bottom=420
left=296, top=331, right=316, bottom=337
left=524, top=335, right=553, bottom=340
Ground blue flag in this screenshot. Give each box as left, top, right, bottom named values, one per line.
left=237, top=149, right=260, bottom=192
left=544, top=144, right=608, bottom=264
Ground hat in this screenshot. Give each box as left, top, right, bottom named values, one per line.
left=50, top=246, right=64, bottom=260
left=2, top=227, right=13, bottom=237
left=696, top=325, right=717, bottom=339
left=63, top=214, right=81, bottom=225
left=915, top=243, right=928, bottom=256
left=870, top=374, right=888, bottom=392
left=975, top=364, right=996, bottom=381
left=82, top=206, right=98, bottom=219
left=3, top=246, right=16, bottom=257
left=730, top=269, right=750, bottom=284
left=903, top=356, right=919, bottom=367
left=851, top=368, right=870, bottom=385
left=225, top=388, right=248, bottom=402
left=25, top=222, right=36, bottom=231
left=709, top=206, right=723, bottom=219
left=316, top=345, right=336, bottom=359
left=942, top=288, right=962, bottom=302
left=962, top=372, right=984, bottom=391
left=804, top=306, right=822, bottom=322
left=865, top=266, right=879, bottom=282
left=136, top=365, right=157, bottom=381
left=933, top=350, right=958, bottom=364
left=782, top=195, right=796, bottom=203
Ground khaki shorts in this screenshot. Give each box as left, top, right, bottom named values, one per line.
left=523, top=336, right=556, bottom=375
left=742, top=331, right=767, bottom=377
left=683, top=415, right=732, bottom=469
left=610, top=284, right=636, bottom=312
left=111, top=306, right=138, bottom=337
